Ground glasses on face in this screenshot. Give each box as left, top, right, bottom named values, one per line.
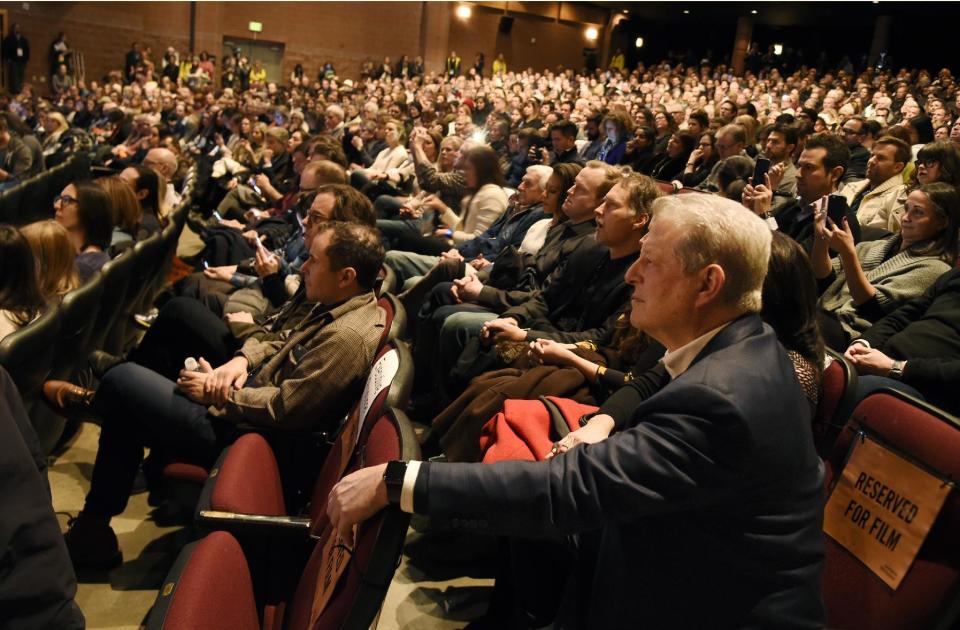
left=54, top=194, right=77, bottom=206
left=842, top=127, right=862, bottom=135
left=915, top=158, right=937, bottom=167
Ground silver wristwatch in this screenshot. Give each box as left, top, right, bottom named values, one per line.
left=888, top=360, right=906, bottom=380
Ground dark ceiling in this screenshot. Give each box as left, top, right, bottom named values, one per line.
left=590, top=2, right=948, bottom=27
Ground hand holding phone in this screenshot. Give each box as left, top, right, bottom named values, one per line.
left=826, top=194, right=848, bottom=227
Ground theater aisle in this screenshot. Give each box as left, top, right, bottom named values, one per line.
left=50, top=422, right=189, bottom=630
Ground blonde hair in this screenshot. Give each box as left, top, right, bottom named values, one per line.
left=21, top=220, right=79, bottom=300
left=96, top=175, right=142, bottom=233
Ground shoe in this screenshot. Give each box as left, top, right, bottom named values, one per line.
left=42, top=380, right=96, bottom=421
left=88, top=350, right=123, bottom=379
left=133, top=308, right=159, bottom=330
left=63, top=514, right=122, bottom=570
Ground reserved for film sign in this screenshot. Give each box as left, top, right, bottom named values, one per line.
left=824, top=435, right=952, bottom=590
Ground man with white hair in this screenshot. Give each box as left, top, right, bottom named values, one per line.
left=324, top=104, right=345, bottom=141
left=142, top=147, right=180, bottom=207
left=328, top=193, right=826, bottom=629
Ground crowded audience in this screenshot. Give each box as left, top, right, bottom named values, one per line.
left=1, top=26, right=959, bottom=630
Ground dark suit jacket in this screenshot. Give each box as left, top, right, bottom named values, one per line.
left=414, top=315, right=826, bottom=629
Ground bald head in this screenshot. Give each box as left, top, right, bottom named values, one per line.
left=145, top=148, right=177, bottom=181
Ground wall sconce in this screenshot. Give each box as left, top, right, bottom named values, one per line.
left=456, top=4, right=472, bottom=19
left=773, top=43, right=783, bottom=56
left=585, top=26, right=598, bottom=41
left=635, top=37, right=644, bottom=48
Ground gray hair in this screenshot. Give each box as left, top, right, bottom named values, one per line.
left=717, top=123, right=746, bottom=146
left=325, top=104, right=344, bottom=120
left=652, top=193, right=771, bottom=313
left=525, top=164, right=553, bottom=191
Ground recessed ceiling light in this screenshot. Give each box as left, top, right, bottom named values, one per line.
left=683, top=9, right=690, bottom=14
left=751, top=9, right=758, bottom=14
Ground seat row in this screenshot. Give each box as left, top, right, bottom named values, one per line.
left=0, top=154, right=90, bottom=225
left=146, top=306, right=419, bottom=629
left=0, top=176, right=194, bottom=452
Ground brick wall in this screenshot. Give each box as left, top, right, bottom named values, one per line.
left=0, top=1, right=603, bottom=95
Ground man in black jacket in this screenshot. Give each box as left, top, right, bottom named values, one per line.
left=328, top=193, right=825, bottom=629
left=845, top=267, right=960, bottom=414
left=2, top=24, right=29, bottom=94
left=743, top=133, right=860, bottom=252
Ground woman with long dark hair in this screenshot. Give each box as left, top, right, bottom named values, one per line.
left=0, top=225, right=47, bottom=342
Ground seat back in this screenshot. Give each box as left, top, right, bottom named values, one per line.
left=0, top=306, right=61, bottom=407
left=89, top=250, right=135, bottom=353
left=108, top=233, right=163, bottom=352
left=812, top=350, right=858, bottom=456
left=375, top=293, right=406, bottom=345
left=822, top=389, right=960, bottom=630
left=0, top=182, right=25, bottom=224
left=307, top=341, right=413, bottom=526
left=49, top=271, right=106, bottom=381
left=145, top=530, right=260, bottom=630
left=286, top=408, right=420, bottom=630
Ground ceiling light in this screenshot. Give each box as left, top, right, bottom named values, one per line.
left=456, top=5, right=471, bottom=19
left=635, top=37, right=644, bottom=48
left=773, top=44, right=783, bottom=56
left=751, top=9, right=758, bottom=14
left=585, top=27, right=599, bottom=41
left=683, top=9, right=690, bottom=14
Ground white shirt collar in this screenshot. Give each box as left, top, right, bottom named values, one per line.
left=661, top=322, right=732, bottom=380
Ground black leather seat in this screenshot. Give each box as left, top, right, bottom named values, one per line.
left=0, top=183, right=24, bottom=224
left=0, top=307, right=61, bottom=447
left=50, top=272, right=106, bottom=383
left=94, top=251, right=136, bottom=355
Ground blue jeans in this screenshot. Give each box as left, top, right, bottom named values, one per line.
left=85, top=362, right=242, bottom=517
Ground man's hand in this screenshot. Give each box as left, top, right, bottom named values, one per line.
left=439, top=248, right=463, bottom=262
left=254, top=246, right=280, bottom=277
left=545, top=414, right=615, bottom=459
left=767, top=162, right=786, bottom=192
left=176, top=357, right=216, bottom=404
left=204, top=356, right=250, bottom=406
left=481, top=317, right=526, bottom=342
left=844, top=345, right=896, bottom=376
left=326, top=463, right=389, bottom=547
left=351, top=135, right=364, bottom=151
left=254, top=173, right=270, bottom=190
left=470, top=254, right=492, bottom=271
left=742, top=173, right=773, bottom=217
left=244, top=209, right=268, bottom=223
left=815, top=199, right=856, bottom=257
left=225, top=311, right=255, bottom=325
left=219, top=218, right=245, bottom=230
left=203, top=264, right=238, bottom=282
left=421, top=194, right=445, bottom=212
left=242, top=230, right=262, bottom=246
left=398, top=203, right=423, bottom=219
left=452, top=274, right=483, bottom=303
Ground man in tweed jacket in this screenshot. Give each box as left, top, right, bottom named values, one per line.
left=61, top=222, right=386, bottom=569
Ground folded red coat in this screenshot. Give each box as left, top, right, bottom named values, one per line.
left=479, top=396, right=598, bottom=464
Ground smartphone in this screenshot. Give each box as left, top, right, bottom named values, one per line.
left=248, top=177, right=262, bottom=196
left=752, top=157, right=770, bottom=186
left=212, top=211, right=223, bottom=221
left=827, top=194, right=848, bottom=226
left=203, top=260, right=209, bottom=269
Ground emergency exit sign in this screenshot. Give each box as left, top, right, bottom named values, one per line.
left=249, top=21, right=263, bottom=33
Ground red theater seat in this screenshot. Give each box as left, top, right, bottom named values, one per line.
left=821, top=389, right=960, bottom=630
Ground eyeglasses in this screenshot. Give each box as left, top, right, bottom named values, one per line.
left=54, top=194, right=77, bottom=206
left=915, top=158, right=938, bottom=167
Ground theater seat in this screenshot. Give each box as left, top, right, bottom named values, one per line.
left=146, top=531, right=260, bottom=630
left=821, top=389, right=960, bottom=630
left=376, top=293, right=406, bottom=343
left=87, top=251, right=135, bottom=354
left=194, top=341, right=414, bottom=534
left=378, top=264, right=397, bottom=296
left=812, top=350, right=858, bottom=456
left=146, top=407, right=419, bottom=630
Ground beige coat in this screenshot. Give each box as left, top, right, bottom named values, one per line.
left=840, top=174, right=906, bottom=233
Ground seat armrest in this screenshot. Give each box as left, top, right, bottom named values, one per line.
left=196, top=510, right=311, bottom=533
